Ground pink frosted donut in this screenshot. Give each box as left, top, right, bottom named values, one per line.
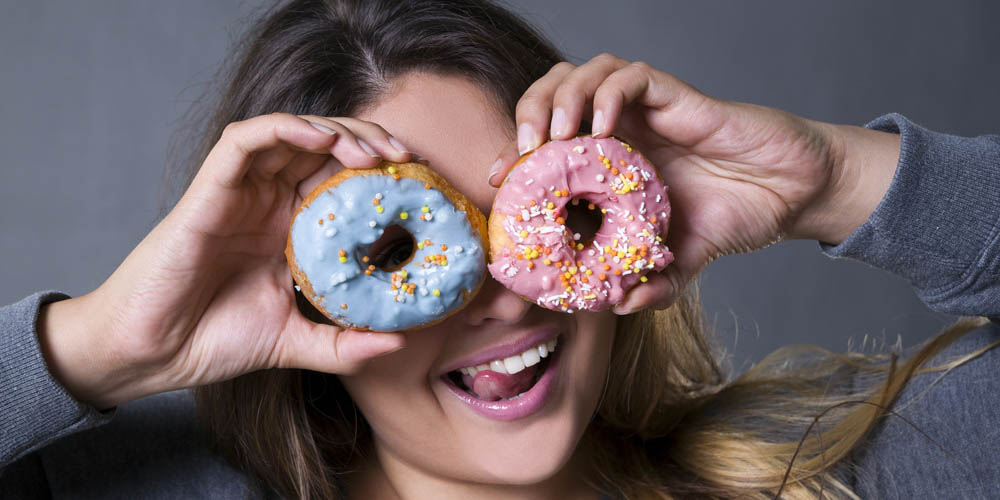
left=487, top=136, right=674, bottom=312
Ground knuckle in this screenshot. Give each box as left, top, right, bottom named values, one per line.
left=594, top=52, right=623, bottom=65
left=550, top=61, right=576, bottom=73
left=629, top=60, right=652, bottom=72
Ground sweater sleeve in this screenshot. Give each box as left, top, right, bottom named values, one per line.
left=0, top=292, right=115, bottom=468
left=822, top=114, right=1000, bottom=318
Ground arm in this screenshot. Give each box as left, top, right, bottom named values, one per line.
left=823, top=114, right=1000, bottom=318
left=0, top=292, right=113, bottom=467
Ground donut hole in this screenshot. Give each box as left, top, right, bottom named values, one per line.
left=564, top=198, right=603, bottom=245
left=366, top=225, right=416, bottom=272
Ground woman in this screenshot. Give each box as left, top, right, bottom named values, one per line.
left=3, top=0, right=998, bottom=498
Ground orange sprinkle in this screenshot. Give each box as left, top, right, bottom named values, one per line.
left=372, top=198, right=380, bottom=205
left=603, top=264, right=611, bottom=271
left=362, top=256, right=370, bottom=263
left=576, top=260, right=583, bottom=267
left=581, top=277, right=589, bottom=283
left=527, top=261, right=535, bottom=269
left=614, top=269, right=623, bottom=275
left=619, top=160, right=627, bottom=166
left=328, top=213, right=335, bottom=220
left=515, top=215, right=523, bottom=222
left=529, top=200, right=537, bottom=206
left=588, top=203, right=596, bottom=210
left=650, top=216, right=657, bottom=224
left=318, top=219, right=324, bottom=225
left=425, top=256, right=432, bottom=263
left=563, top=260, right=572, bottom=267
left=611, top=168, right=619, bottom=175
left=598, top=273, right=607, bottom=280
left=440, top=244, right=448, bottom=251
left=420, top=214, right=426, bottom=221
left=393, top=174, right=401, bottom=181
left=424, top=239, right=432, bottom=246
left=338, top=249, right=347, bottom=257
left=340, top=304, right=348, bottom=310
left=555, top=216, right=565, bottom=225
left=425, top=183, right=431, bottom=189
left=543, top=247, right=552, bottom=255
left=368, top=265, right=375, bottom=270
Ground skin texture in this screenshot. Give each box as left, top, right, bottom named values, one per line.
left=36, top=53, right=901, bottom=499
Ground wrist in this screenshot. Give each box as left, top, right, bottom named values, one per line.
left=789, top=122, right=901, bottom=244
left=38, top=291, right=150, bottom=410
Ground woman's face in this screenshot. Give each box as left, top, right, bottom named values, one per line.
left=338, top=72, right=617, bottom=487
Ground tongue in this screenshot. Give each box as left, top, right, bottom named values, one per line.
left=462, top=366, right=539, bottom=401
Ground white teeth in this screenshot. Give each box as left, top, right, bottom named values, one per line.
left=455, top=337, right=559, bottom=376
left=503, top=355, right=526, bottom=374
left=522, top=347, right=541, bottom=367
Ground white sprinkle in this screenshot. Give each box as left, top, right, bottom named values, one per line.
left=294, top=285, right=301, bottom=292
left=596, top=174, right=605, bottom=182
left=420, top=288, right=428, bottom=296
left=521, top=209, right=531, bottom=220
left=425, top=213, right=433, bottom=221
left=656, top=194, right=662, bottom=203
left=574, top=233, right=581, bottom=241
left=525, top=179, right=534, bottom=185
left=368, top=220, right=377, bottom=228
left=374, top=192, right=383, bottom=200
left=572, top=145, right=585, bottom=154
left=325, top=228, right=337, bottom=237
left=660, top=212, right=666, bottom=218
left=596, top=143, right=605, bottom=157
left=549, top=185, right=555, bottom=191
left=454, top=245, right=464, bottom=253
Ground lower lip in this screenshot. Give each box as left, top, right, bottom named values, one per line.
left=442, top=341, right=561, bottom=421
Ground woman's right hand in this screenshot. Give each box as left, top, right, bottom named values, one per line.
left=39, top=113, right=413, bottom=410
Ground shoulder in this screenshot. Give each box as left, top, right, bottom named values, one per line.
left=853, top=320, right=1000, bottom=498
left=37, top=390, right=272, bottom=499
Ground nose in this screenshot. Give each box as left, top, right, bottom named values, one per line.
left=460, top=276, right=531, bottom=326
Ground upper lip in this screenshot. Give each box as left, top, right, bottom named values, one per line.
left=438, top=327, right=562, bottom=376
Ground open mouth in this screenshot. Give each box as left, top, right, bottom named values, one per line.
left=443, top=337, right=559, bottom=402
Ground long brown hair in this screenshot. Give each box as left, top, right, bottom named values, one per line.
left=187, top=1, right=992, bottom=498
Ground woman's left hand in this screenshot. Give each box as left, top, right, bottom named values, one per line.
left=488, top=54, right=900, bottom=313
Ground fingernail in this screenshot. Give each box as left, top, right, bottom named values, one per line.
left=309, top=121, right=337, bottom=135
left=612, top=302, right=634, bottom=315
left=487, top=158, right=503, bottom=184
left=517, top=123, right=537, bottom=155
left=388, top=136, right=409, bottom=153
left=413, top=154, right=429, bottom=164
left=357, top=138, right=379, bottom=157
left=591, top=110, right=605, bottom=137
left=550, top=107, right=567, bottom=138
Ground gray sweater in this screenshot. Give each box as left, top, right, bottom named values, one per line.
left=2, top=114, right=999, bottom=499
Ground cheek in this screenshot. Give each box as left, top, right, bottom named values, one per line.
left=567, top=311, right=617, bottom=411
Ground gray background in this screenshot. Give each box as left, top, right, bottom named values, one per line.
left=2, top=1, right=998, bottom=370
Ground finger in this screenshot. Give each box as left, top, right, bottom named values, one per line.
left=515, top=61, right=575, bottom=154
left=306, top=115, right=413, bottom=166
left=276, top=313, right=407, bottom=374
left=295, top=156, right=343, bottom=199
left=612, top=271, right=676, bottom=315
left=550, top=53, right=629, bottom=141
left=295, top=116, right=379, bottom=169
left=487, top=140, right=522, bottom=187
left=200, top=113, right=341, bottom=188
left=592, top=63, right=719, bottom=146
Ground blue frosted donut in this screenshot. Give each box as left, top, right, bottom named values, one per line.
left=286, top=163, right=487, bottom=331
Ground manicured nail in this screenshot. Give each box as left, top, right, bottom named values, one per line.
left=488, top=158, right=503, bottom=184
left=591, top=109, right=605, bottom=137
left=550, top=107, right=567, bottom=138
left=309, top=121, right=337, bottom=135
left=356, top=138, right=379, bottom=157
left=388, top=136, right=409, bottom=153
left=517, top=123, right=537, bottom=155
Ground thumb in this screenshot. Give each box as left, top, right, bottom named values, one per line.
left=276, top=313, right=406, bottom=374
left=487, top=140, right=524, bottom=187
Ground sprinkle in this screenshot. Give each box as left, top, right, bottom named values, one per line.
left=425, top=183, right=431, bottom=189
left=454, top=245, right=463, bottom=253
left=338, top=257, right=347, bottom=263
left=362, top=256, right=370, bottom=263
left=387, top=166, right=398, bottom=175
left=368, top=220, right=377, bottom=228
left=440, top=244, right=448, bottom=251
left=325, top=228, right=337, bottom=237
left=374, top=192, right=383, bottom=200
left=338, top=249, right=347, bottom=257
left=529, top=200, right=536, bottom=206
left=546, top=202, right=555, bottom=210
left=318, top=219, right=324, bottom=225
left=572, top=145, right=585, bottom=153
left=556, top=216, right=565, bottom=225
left=576, top=243, right=584, bottom=250
left=573, top=233, right=581, bottom=241
left=328, top=213, right=335, bottom=220
left=520, top=230, right=529, bottom=238
left=393, top=174, right=400, bottom=180
left=341, top=304, right=348, bottom=310
left=417, top=242, right=425, bottom=250
left=588, top=203, right=596, bottom=210
left=376, top=205, right=384, bottom=213
left=399, top=211, right=409, bottom=219
left=424, top=213, right=433, bottom=221
left=640, top=275, right=649, bottom=283
left=421, top=205, right=430, bottom=213
left=432, top=289, right=441, bottom=297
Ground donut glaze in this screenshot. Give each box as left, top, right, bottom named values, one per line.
left=488, top=137, right=673, bottom=312
left=287, top=164, right=486, bottom=331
